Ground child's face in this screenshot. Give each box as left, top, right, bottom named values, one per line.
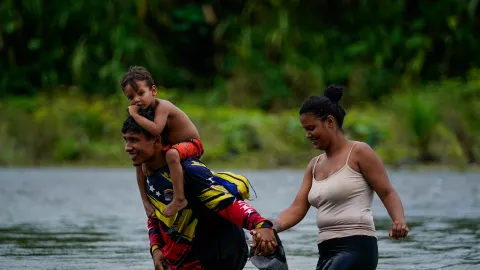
left=123, top=80, right=157, bottom=109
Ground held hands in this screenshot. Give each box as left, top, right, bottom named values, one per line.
left=389, top=220, right=409, bottom=240
left=249, top=228, right=278, bottom=256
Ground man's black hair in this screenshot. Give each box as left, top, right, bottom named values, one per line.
left=121, top=107, right=156, bottom=139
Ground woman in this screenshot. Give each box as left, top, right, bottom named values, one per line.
left=252, top=85, right=408, bottom=269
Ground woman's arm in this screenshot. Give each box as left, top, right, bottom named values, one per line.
left=274, top=157, right=317, bottom=232
left=356, top=142, right=408, bottom=239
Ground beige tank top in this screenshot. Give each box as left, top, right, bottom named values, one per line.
left=307, top=142, right=376, bottom=243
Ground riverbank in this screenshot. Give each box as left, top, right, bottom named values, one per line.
left=0, top=88, right=478, bottom=169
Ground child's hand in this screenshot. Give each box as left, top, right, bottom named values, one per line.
left=142, top=163, right=153, bottom=176
left=143, top=200, right=156, bottom=218
left=128, top=105, right=139, bottom=115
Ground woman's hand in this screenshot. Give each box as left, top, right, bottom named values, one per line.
left=389, top=220, right=409, bottom=240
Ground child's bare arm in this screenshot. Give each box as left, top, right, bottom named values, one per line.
left=129, top=104, right=168, bottom=136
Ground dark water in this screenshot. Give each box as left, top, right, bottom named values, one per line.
left=0, top=168, right=479, bottom=270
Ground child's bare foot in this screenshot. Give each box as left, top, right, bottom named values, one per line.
left=163, top=198, right=188, bottom=217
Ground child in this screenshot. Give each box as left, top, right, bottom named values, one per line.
left=121, top=66, right=204, bottom=217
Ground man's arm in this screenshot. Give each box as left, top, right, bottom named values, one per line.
left=185, top=163, right=273, bottom=230
left=187, top=166, right=278, bottom=255
left=147, top=217, right=164, bottom=256
left=216, top=199, right=273, bottom=230
left=136, top=166, right=149, bottom=202
left=147, top=218, right=167, bottom=270
left=136, top=165, right=156, bottom=217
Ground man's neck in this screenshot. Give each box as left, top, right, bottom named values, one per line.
left=145, top=152, right=167, bottom=171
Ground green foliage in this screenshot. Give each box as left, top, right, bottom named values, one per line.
left=2, top=1, right=480, bottom=109
left=0, top=79, right=478, bottom=168
left=0, top=1, right=479, bottom=168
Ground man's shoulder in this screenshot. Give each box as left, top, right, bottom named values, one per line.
left=148, top=165, right=171, bottom=182
left=149, top=159, right=208, bottom=180
left=181, top=158, right=206, bottom=168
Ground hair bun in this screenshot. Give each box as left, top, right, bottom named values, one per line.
left=324, top=85, right=343, bottom=103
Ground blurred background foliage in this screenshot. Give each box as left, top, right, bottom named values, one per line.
left=0, top=0, right=478, bottom=168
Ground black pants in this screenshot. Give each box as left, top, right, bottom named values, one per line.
left=316, top=235, right=378, bottom=270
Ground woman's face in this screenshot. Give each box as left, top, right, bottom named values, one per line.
left=300, top=113, right=333, bottom=150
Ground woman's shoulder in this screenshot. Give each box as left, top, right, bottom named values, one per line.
left=350, top=141, right=374, bottom=154
left=307, top=153, right=325, bottom=168
left=348, top=141, right=377, bottom=163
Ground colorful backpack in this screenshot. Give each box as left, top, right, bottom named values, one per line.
left=211, top=171, right=257, bottom=201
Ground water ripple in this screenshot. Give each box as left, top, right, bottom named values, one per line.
left=0, top=168, right=479, bottom=270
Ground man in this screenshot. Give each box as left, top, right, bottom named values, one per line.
left=122, top=109, right=278, bottom=270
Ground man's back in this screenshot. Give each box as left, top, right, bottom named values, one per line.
left=190, top=198, right=248, bottom=269
left=146, top=159, right=250, bottom=269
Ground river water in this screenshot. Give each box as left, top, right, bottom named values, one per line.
left=0, top=168, right=479, bottom=270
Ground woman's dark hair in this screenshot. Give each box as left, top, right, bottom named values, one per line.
left=299, top=85, right=347, bottom=129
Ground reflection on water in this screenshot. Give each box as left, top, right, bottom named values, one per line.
left=1, top=225, right=111, bottom=256
left=0, top=168, right=479, bottom=270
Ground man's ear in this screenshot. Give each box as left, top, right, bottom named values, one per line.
left=153, top=135, right=162, bottom=149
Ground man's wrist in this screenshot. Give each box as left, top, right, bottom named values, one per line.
left=255, top=219, right=273, bottom=229
left=150, top=245, right=162, bottom=257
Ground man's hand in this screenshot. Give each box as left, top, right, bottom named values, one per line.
left=128, top=105, right=139, bottom=116
left=143, top=200, right=156, bottom=218
left=249, top=228, right=278, bottom=256
left=152, top=249, right=165, bottom=270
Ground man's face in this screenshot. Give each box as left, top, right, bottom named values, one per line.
left=123, top=131, right=157, bottom=166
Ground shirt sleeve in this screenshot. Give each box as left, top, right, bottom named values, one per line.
left=147, top=217, right=164, bottom=256
left=215, top=198, right=274, bottom=229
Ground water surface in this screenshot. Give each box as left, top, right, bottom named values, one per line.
left=0, top=168, right=479, bottom=269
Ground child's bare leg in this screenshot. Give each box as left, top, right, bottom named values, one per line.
left=137, top=165, right=156, bottom=218
left=163, top=149, right=188, bottom=217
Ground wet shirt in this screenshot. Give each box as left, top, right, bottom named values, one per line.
left=146, top=158, right=273, bottom=269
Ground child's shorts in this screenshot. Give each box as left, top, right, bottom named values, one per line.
left=162, top=138, right=204, bottom=161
